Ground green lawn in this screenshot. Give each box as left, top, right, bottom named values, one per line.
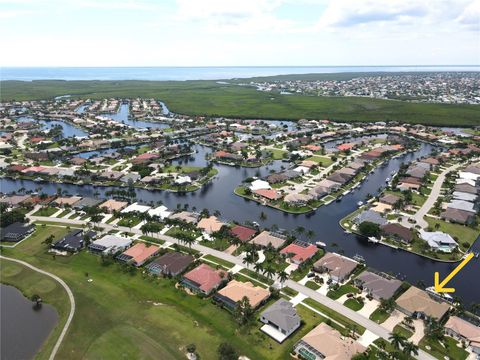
left=419, top=336, right=469, bottom=360
left=57, top=209, right=71, bottom=218
left=117, top=217, right=142, bottom=228
left=139, top=235, right=165, bottom=245
left=32, top=207, right=59, bottom=217
left=269, top=148, right=288, bottom=160
left=2, top=80, right=480, bottom=126
left=305, top=281, right=321, bottom=290
left=199, top=237, right=231, bottom=251
left=305, top=155, right=333, bottom=167
left=302, top=298, right=366, bottom=335
left=327, top=283, right=360, bottom=300
left=393, top=324, right=413, bottom=339
left=425, top=218, right=479, bottom=251
left=239, top=268, right=274, bottom=285
left=369, top=308, right=390, bottom=324
left=202, top=254, right=235, bottom=269
left=343, top=298, right=364, bottom=311
left=1, top=224, right=321, bottom=360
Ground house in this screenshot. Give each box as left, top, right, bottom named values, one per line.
left=52, top=229, right=96, bottom=253
left=230, top=225, right=257, bottom=243
left=280, top=241, right=318, bottom=265
left=313, top=252, right=358, bottom=283
left=0, top=195, right=31, bottom=207
left=354, top=271, right=402, bottom=300
left=253, top=189, right=282, bottom=201
left=444, top=316, right=480, bottom=354
left=293, top=322, right=365, bottom=360
left=380, top=223, right=413, bottom=243
left=88, top=234, right=132, bottom=255
left=251, top=231, right=286, bottom=249
left=440, top=208, right=475, bottom=225
left=353, top=210, right=387, bottom=226
left=147, top=206, right=171, bottom=220
left=120, top=173, right=141, bottom=183
left=169, top=211, right=198, bottom=224
left=260, top=299, right=301, bottom=343
left=72, top=197, right=103, bottom=210
left=145, top=252, right=194, bottom=276
left=283, top=193, right=313, bottom=206
left=447, top=200, right=477, bottom=214
left=250, top=179, right=271, bottom=191
left=452, top=191, right=477, bottom=202
left=181, top=263, right=227, bottom=295
left=121, top=202, right=151, bottom=214
left=395, top=286, right=450, bottom=320
left=0, top=222, right=35, bottom=242
left=214, top=280, right=270, bottom=310
left=99, top=199, right=128, bottom=213
left=455, top=183, right=478, bottom=195
left=197, top=216, right=225, bottom=234
left=406, top=166, right=428, bottom=179
left=54, top=196, right=82, bottom=207
left=419, top=230, right=457, bottom=252
left=116, top=243, right=160, bottom=266
left=379, top=194, right=401, bottom=206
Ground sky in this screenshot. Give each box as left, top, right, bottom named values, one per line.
left=1, top=0, right=479, bottom=66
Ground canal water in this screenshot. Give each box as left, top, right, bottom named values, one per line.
left=17, top=117, right=88, bottom=138
left=0, top=284, right=58, bottom=360
left=1, top=141, right=479, bottom=304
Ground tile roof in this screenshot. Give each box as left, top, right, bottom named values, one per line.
left=230, top=225, right=257, bottom=242
left=396, top=287, right=450, bottom=319
left=217, top=280, right=270, bottom=308
left=183, top=263, right=226, bottom=294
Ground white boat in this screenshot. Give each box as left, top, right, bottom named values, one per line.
left=357, top=201, right=363, bottom=206
left=385, top=177, right=391, bottom=182
left=315, top=241, right=326, bottom=248
left=368, top=236, right=380, bottom=243
left=353, top=254, right=365, bottom=263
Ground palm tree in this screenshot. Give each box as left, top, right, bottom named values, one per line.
left=263, top=265, right=275, bottom=280
left=254, top=262, right=263, bottom=274
left=295, top=226, right=305, bottom=237
left=305, top=230, right=315, bottom=241
left=278, top=270, right=288, bottom=284
left=388, top=332, right=407, bottom=350
left=403, top=341, right=419, bottom=357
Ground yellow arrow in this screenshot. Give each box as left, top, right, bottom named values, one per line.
left=434, top=253, right=474, bottom=293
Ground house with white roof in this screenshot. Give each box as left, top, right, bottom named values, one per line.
left=121, top=202, right=151, bottom=214
left=419, top=230, right=457, bottom=252
left=148, top=205, right=171, bottom=219
left=250, top=179, right=271, bottom=191
left=88, top=234, right=132, bottom=255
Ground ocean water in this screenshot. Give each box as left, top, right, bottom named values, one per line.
left=1, top=66, right=479, bottom=81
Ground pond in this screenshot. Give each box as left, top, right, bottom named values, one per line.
left=0, top=284, right=59, bottom=360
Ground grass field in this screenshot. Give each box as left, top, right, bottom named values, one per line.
left=1, top=224, right=325, bottom=360
left=2, top=80, right=480, bottom=126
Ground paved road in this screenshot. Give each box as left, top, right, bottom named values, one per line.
left=0, top=255, right=76, bottom=360
left=401, top=163, right=462, bottom=229
left=30, top=215, right=436, bottom=359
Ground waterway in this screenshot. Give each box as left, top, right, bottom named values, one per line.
left=0, top=284, right=58, bottom=360
left=17, top=117, right=88, bottom=138
left=1, top=141, right=479, bottom=304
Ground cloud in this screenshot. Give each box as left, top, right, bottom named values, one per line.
left=456, top=0, right=480, bottom=30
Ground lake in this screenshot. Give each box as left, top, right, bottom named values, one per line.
left=0, top=284, right=58, bottom=360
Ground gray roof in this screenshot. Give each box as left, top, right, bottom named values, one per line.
left=353, top=210, right=387, bottom=226
left=452, top=191, right=477, bottom=202
left=261, top=299, right=301, bottom=333
left=447, top=200, right=476, bottom=213
left=355, top=271, right=402, bottom=300
left=73, top=197, right=103, bottom=209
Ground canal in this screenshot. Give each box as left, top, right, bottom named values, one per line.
left=1, top=140, right=479, bottom=305
left=0, top=284, right=58, bottom=360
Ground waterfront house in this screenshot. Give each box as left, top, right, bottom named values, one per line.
left=354, top=271, right=402, bottom=300
left=444, top=316, right=480, bottom=354
left=283, top=193, right=313, bottom=206
left=229, top=224, right=257, bottom=243
left=121, top=202, right=151, bottom=214
left=145, top=252, right=194, bottom=277
left=259, top=299, right=301, bottom=343
left=197, top=216, right=225, bottom=234
left=0, top=222, right=35, bottom=242
left=169, top=211, right=198, bottom=224
left=120, top=173, right=141, bottom=183
left=88, top=234, right=132, bottom=255
left=72, top=197, right=103, bottom=210
left=352, top=210, right=387, bottom=226
left=254, top=189, right=282, bottom=201
left=214, top=280, right=270, bottom=310
left=0, top=194, right=31, bottom=207
left=147, top=205, right=171, bottom=220
left=419, top=229, right=457, bottom=252
left=380, top=223, right=413, bottom=244
left=250, top=179, right=271, bottom=191
left=181, top=263, right=227, bottom=295
left=280, top=241, right=318, bottom=265
left=397, top=177, right=422, bottom=191
left=395, top=286, right=450, bottom=320
left=54, top=196, right=82, bottom=207
left=293, top=322, right=366, bottom=360
left=250, top=231, right=286, bottom=249
left=379, top=194, right=401, bottom=206
left=313, top=252, right=358, bottom=283
left=116, top=242, right=160, bottom=266
left=99, top=199, right=128, bottom=213
left=98, top=170, right=124, bottom=181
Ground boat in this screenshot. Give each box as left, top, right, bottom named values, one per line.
left=357, top=201, right=363, bottom=207
left=315, top=241, right=326, bottom=248
left=385, top=177, right=391, bottom=182
left=368, top=236, right=380, bottom=243
left=34, top=177, right=44, bottom=182
left=335, top=196, right=342, bottom=202
left=475, top=252, right=479, bottom=259
left=353, top=254, right=365, bottom=263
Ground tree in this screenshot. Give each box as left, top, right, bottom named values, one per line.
left=403, top=341, right=419, bottom=357
left=306, top=229, right=315, bottom=240
left=186, top=344, right=196, bottom=354
left=278, top=270, right=288, bottom=284
left=388, top=332, right=407, bottom=350
left=217, top=342, right=238, bottom=360
left=234, top=296, right=254, bottom=325
left=358, top=221, right=380, bottom=238
left=379, top=298, right=395, bottom=313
